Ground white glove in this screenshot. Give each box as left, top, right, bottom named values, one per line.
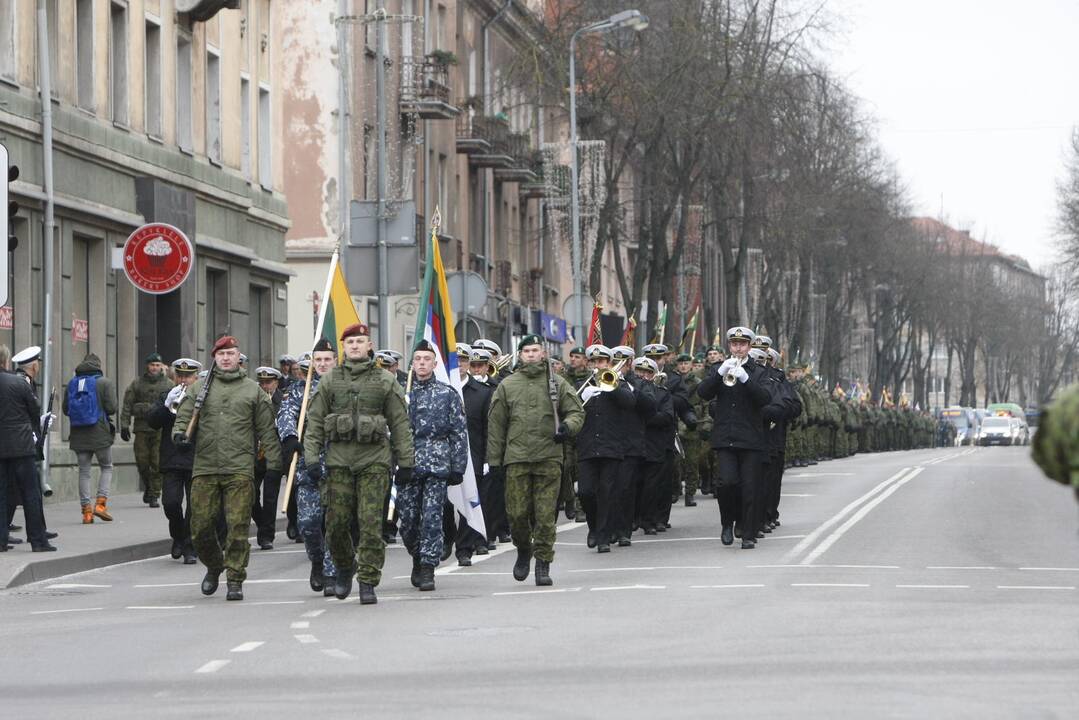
left=39, top=413, right=55, bottom=432
left=482, top=463, right=490, bottom=475
left=734, top=365, right=749, bottom=383
left=582, top=385, right=602, bottom=403
left=717, top=359, right=736, bottom=375
left=165, top=384, right=186, bottom=413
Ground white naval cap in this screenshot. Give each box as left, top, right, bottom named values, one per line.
left=472, top=339, right=502, bottom=357
left=172, top=358, right=202, bottom=374
left=585, top=344, right=612, bottom=360
left=12, top=346, right=42, bottom=365
left=610, top=345, right=635, bottom=359
left=632, top=357, right=658, bottom=373
left=748, top=348, right=769, bottom=363
left=726, top=326, right=755, bottom=342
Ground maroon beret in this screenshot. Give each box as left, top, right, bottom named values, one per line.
left=211, top=335, right=239, bottom=355
left=340, top=323, right=370, bottom=341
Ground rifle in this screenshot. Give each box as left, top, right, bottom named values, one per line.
left=545, top=358, right=561, bottom=435
left=38, top=390, right=55, bottom=496
left=185, top=361, right=217, bottom=440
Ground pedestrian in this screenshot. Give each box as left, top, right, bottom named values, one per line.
left=303, top=323, right=414, bottom=605
left=0, top=345, right=55, bottom=553
left=278, top=339, right=339, bottom=596
left=63, top=352, right=118, bottom=525
left=145, top=358, right=202, bottom=564
left=174, top=336, right=282, bottom=601
left=252, top=366, right=285, bottom=550
left=400, top=340, right=468, bottom=591
left=486, top=334, right=584, bottom=586
left=120, top=353, right=172, bottom=508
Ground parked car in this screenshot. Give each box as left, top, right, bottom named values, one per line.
left=940, top=406, right=977, bottom=446
left=978, top=416, right=1014, bottom=446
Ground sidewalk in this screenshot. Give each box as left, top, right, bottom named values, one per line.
left=1, top=492, right=289, bottom=588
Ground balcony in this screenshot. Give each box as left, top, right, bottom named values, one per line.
left=494, top=132, right=539, bottom=184
left=456, top=112, right=493, bottom=154
left=468, top=116, right=515, bottom=169
left=399, top=56, right=460, bottom=120
left=521, top=155, right=571, bottom=199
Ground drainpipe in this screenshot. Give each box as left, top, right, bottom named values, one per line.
left=482, top=0, right=512, bottom=333
left=37, top=0, right=57, bottom=486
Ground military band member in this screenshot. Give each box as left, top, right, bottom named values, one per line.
left=697, top=327, right=772, bottom=549
left=278, top=354, right=297, bottom=393
left=120, top=352, right=172, bottom=508
left=576, top=345, right=634, bottom=552
left=251, top=367, right=285, bottom=550
left=560, top=346, right=591, bottom=521
left=303, top=323, right=414, bottom=605
left=635, top=357, right=676, bottom=534
left=610, top=345, right=656, bottom=545
left=763, top=347, right=800, bottom=529
left=456, top=348, right=496, bottom=564
left=487, top=334, right=584, bottom=585
left=174, top=336, right=282, bottom=601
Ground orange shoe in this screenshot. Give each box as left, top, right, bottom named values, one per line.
left=93, top=496, right=113, bottom=522
left=82, top=504, right=94, bottom=524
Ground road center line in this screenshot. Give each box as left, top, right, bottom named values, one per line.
left=927, top=566, right=997, bottom=570
left=996, top=585, right=1075, bottom=591
left=322, top=649, right=354, bottom=659
left=783, top=467, right=911, bottom=562
left=294, top=634, right=320, bottom=644
left=30, top=607, right=104, bottom=615
left=492, top=588, right=582, bottom=596
left=790, top=583, right=870, bottom=588
left=46, top=583, right=111, bottom=589
left=230, top=642, right=265, bottom=653
left=1019, top=567, right=1079, bottom=572
left=896, top=584, right=969, bottom=589
left=195, top=660, right=230, bottom=674
left=799, top=467, right=924, bottom=565
left=301, top=609, right=326, bottom=618
left=126, top=605, right=194, bottom=610
left=590, top=584, right=666, bottom=592
left=690, top=584, right=764, bottom=589
left=291, top=621, right=310, bottom=629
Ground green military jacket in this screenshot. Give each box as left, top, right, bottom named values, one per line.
left=487, top=361, right=585, bottom=467
left=121, top=371, right=173, bottom=433
left=680, top=371, right=704, bottom=439
left=174, top=368, right=282, bottom=479
left=303, top=357, right=414, bottom=472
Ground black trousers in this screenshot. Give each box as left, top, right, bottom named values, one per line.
left=639, top=457, right=669, bottom=531
left=765, top=452, right=785, bottom=524
left=715, top=448, right=763, bottom=540
left=251, top=471, right=282, bottom=544
left=617, top=456, right=644, bottom=539
left=162, top=469, right=194, bottom=549
left=0, top=456, right=47, bottom=548
left=480, top=466, right=508, bottom=541
left=577, top=456, right=620, bottom=544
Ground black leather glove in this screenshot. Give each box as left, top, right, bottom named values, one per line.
left=487, top=465, right=501, bottom=477
left=306, top=463, right=323, bottom=483
left=697, top=428, right=711, bottom=441
left=262, top=472, right=282, bottom=488
left=684, top=412, right=698, bottom=431
left=172, top=432, right=191, bottom=450
left=447, top=472, right=464, bottom=486
left=120, top=427, right=131, bottom=442
left=281, top=435, right=303, bottom=461
left=395, top=466, right=413, bottom=484
left=553, top=424, right=569, bottom=444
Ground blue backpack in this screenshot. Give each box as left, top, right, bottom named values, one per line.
left=67, top=375, right=103, bottom=428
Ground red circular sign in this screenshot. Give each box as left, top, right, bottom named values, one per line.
left=122, top=223, right=194, bottom=294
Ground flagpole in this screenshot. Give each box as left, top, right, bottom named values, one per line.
left=280, top=247, right=340, bottom=513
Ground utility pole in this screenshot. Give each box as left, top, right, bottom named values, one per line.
left=374, top=1, right=390, bottom=348
left=337, top=0, right=351, bottom=296
left=37, top=0, right=57, bottom=485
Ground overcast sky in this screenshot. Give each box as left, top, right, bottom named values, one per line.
left=824, top=0, right=1079, bottom=269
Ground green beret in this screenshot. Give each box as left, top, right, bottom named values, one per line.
left=676, top=353, right=692, bottom=362
left=145, top=352, right=163, bottom=364
left=569, top=346, right=586, bottom=356
left=517, top=334, right=543, bottom=352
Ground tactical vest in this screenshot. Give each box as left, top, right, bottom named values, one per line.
left=323, top=367, right=391, bottom=445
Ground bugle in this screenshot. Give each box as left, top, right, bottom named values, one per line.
left=723, top=357, right=748, bottom=387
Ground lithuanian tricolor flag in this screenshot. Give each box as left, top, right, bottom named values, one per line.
left=319, top=256, right=361, bottom=357
left=412, top=221, right=458, bottom=378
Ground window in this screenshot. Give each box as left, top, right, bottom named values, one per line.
left=206, top=49, right=221, bottom=163
left=206, top=268, right=230, bottom=348
left=240, top=76, right=251, bottom=178
left=110, top=2, right=128, bottom=124
left=0, top=1, right=15, bottom=83
left=248, top=285, right=271, bottom=366
left=258, top=85, right=271, bottom=188
left=76, top=0, right=95, bottom=111
left=467, top=49, right=476, bottom=97
left=145, top=19, right=161, bottom=137
left=176, top=33, right=193, bottom=152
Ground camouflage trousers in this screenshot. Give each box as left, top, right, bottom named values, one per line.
left=191, top=473, right=254, bottom=583
left=134, top=429, right=162, bottom=498
left=680, top=436, right=702, bottom=496
left=504, top=460, right=562, bottom=563
left=324, top=464, right=390, bottom=586
left=561, top=444, right=582, bottom=516
left=397, top=474, right=448, bottom=567
left=296, top=478, right=337, bottom=579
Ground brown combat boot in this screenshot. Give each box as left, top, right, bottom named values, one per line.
left=81, top=504, right=94, bottom=524
left=93, top=496, right=113, bottom=522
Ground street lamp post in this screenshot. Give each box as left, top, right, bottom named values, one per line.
left=568, top=9, right=648, bottom=343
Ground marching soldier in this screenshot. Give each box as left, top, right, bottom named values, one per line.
left=252, top=367, right=285, bottom=550
left=120, top=352, right=172, bottom=508
left=457, top=348, right=500, bottom=562
left=145, top=358, right=202, bottom=564
left=636, top=357, right=676, bottom=534
left=174, top=336, right=282, bottom=601
left=401, top=341, right=468, bottom=591
left=487, top=334, right=584, bottom=585
left=610, top=345, right=656, bottom=546
left=576, top=344, right=634, bottom=552
left=560, top=346, right=591, bottom=521
left=303, top=323, right=414, bottom=605
left=675, top=353, right=703, bottom=506
left=697, top=327, right=773, bottom=549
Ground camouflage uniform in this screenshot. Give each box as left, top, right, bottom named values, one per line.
left=401, top=375, right=467, bottom=567
left=560, top=366, right=591, bottom=519
left=693, top=368, right=717, bottom=491
left=277, top=375, right=336, bottom=581
left=304, top=357, right=414, bottom=587
left=679, top=370, right=703, bottom=500
left=121, top=370, right=172, bottom=500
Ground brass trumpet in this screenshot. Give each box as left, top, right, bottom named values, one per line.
left=578, top=359, right=627, bottom=398
left=723, top=357, right=748, bottom=387
left=492, top=354, right=514, bottom=375
left=654, top=371, right=667, bottom=387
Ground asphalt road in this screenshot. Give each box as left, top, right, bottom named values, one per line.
left=3, top=446, right=1077, bottom=718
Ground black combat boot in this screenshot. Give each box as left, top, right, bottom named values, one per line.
left=534, top=559, right=552, bottom=586
left=586, top=531, right=596, bottom=549
left=721, top=525, right=734, bottom=546
left=474, top=544, right=488, bottom=555
left=617, top=536, right=631, bottom=547
left=741, top=539, right=755, bottom=549
left=286, top=522, right=298, bottom=540
left=419, top=565, right=436, bottom=592
left=513, top=546, right=531, bottom=581
left=411, top=555, right=422, bottom=588
left=456, top=553, right=472, bottom=567
left=183, top=546, right=197, bottom=565
left=309, top=561, right=324, bottom=592
left=597, top=541, right=610, bottom=553
left=170, top=539, right=184, bottom=559
left=334, top=572, right=353, bottom=600
left=323, top=577, right=336, bottom=597
left=358, top=582, right=377, bottom=605
left=201, top=570, right=221, bottom=596
left=685, top=494, right=697, bottom=507
left=226, top=582, right=243, bottom=601
left=734, top=523, right=742, bottom=539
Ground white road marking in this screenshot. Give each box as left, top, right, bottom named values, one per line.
left=492, top=588, right=582, bottom=596
left=46, top=583, right=111, bottom=589
left=195, top=660, right=230, bottom=674
left=134, top=582, right=198, bottom=588
left=291, top=621, right=310, bottom=629
left=767, top=535, right=807, bottom=540
left=784, top=467, right=911, bottom=562
left=301, top=609, right=326, bottom=618
left=590, top=584, right=666, bottom=592
left=230, top=642, right=265, bottom=653
left=30, top=607, right=104, bottom=615
left=244, top=579, right=308, bottom=585
left=927, top=566, right=997, bottom=570
left=785, top=473, right=855, bottom=478
left=247, top=600, right=306, bottom=606
left=322, top=649, right=354, bottom=660
left=790, top=583, right=870, bottom=588
left=265, top=549, right=308, bottom=554
left=126, top=605, right=194, bottom=610
left=996, top=585, right=1075, bottom=591
left=799, top=467, right=924, bottom=565
left=780, top=493, right=814, bottom=497
left=690, top=584, right=765, bottom=589
left=816, top=564, right=901, bottom=570
left=896, top=585, right=970, bottom=589
left=439, top=520, right=584, bottom=575
left=294, top=634, right=320, bottom=644
left=1019, top=567, right=1079, bottom=572
left=568, top=566, right=722, bottom=573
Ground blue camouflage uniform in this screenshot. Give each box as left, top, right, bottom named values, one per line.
left=402, top=375, right=468, bottom=567
left=277, top=376, right=337, bottom=580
